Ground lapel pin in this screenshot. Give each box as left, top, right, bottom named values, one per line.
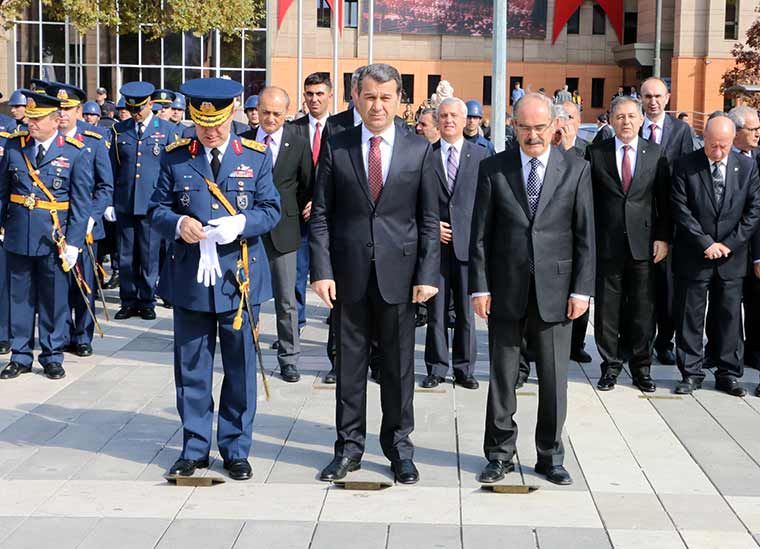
left=284, top=142, right=290, bottom=147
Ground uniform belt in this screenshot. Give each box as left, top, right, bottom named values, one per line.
left=10, top=193, right=69, bottom=211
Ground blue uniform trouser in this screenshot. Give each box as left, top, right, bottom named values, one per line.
left=7, top=251, right=69, bottom=367
left=295, top=221, right=310, bottom=330
left=68, top=242, right=98, bottom=346
left=174, top=306, right=258, bottom=462
left=0, top=246, right=10, bottom=342
left=117, top=213, right=158, bottom=309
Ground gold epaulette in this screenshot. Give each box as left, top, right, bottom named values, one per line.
left=240, top=138, right=266, bottom=153
left=84, top=130, right=102, bottom=139
left=0, top=131, right=10, bottom=139
left=65, top=136, right=84, bottom=149
left=9, top=130, right=28, bottom=139
left=166, top=137, right=191, bottom=153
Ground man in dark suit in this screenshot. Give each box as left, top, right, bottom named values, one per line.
left=589, top=96, right=671, bottom=392
left=640, top=77, right=695, bottom=365
left=593, top=114, right=614, bottom=145
left=252, top=87, right=313, bottom=383
left=422, top=97, right=489, bottom=390
left=311, top=63, right=439, bottom=485
left=470, top=93, right=595, bottom=486
left=671, top=115, right=760, bottom=396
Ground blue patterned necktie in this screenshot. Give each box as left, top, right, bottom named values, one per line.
left=712, top=162, right=725, bottom=208
left=446, top=145, right=459, bottom=193
left=526, top=157, right=542, bottom=218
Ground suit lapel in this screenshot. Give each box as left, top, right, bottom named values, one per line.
left=189, top=144, right=214, bottom=181
left=40, top=138, right=61, bottom=168
left=272, top=130, right=293, bottom=179
left=697, top=153, right=718, bottom=214
left=660, top=115, right=672, bottom=151
left=628, top=139, right=651, bottom=194
left=721, top=154, right=739, bottom=214
left=452, top=141, right=474, bottom=198
left=142, top=118, right=157, bottom=140
left=347, top=126, right=373, bottom=205
left=22, top=137, right=38, bottom=167
left=377, top=128, right=403, bottom=205
left=431, top=141, right=450, bottom=195
left=602, top=139, right=623, bottom=193
left=535, top=147, right=564, bottom=220
left=503, top=148, right=531, bottom=220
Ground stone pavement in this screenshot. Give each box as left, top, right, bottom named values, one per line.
left=0, top=289, right=759, bottom=548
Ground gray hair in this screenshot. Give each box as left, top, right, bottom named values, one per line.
left=513, top=92, right=557, bottom=123
left=728, top=105, right=758, bottom=129
left=259, top=86, right=291, bottom=109
left=610, top=95, right=643, bottom=115
left=350, top=66, right=367, bottom=91
left=435, top=97, right=468, bottom=120
left=416, top=108, right=436, bottom=122
left=357, top=63, right=402, bottom=96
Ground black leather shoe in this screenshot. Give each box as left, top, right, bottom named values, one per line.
left=633, top=374, right=656, bottom=393
left=42, top=363, right=66, bottom=380
left=391, top=459, right=419, bottom=484
left=168, top=457, right=210, bottom=476
left=516, top=371, right=529, bottom=389
left=656, top=349, right=676, bottom=365
left=534, top=463, right=573, bottom=485
left=597, top=372, right=617, bottom=391
left=280, top=365, right=300, bottom=383
left=161, top=299, right=173, bottom=309
left=271, top=340, right=280, bottom=350
left=224, top=459, right=253, bottom=480
left=103, top=273, right=120, bottom=289
left=370, top=369, right=381, bottom=384
left=114, top=306, right=138, bottom=320
left=0, top=361, right=31, bottom=379
left=75, top=344, right=93, bottom=357
left=675, top=377, right=702, bottom=395
left=320, top=456, right=361, bottom=481
left=478, top=459, right=515, bottom=483
left=139, top=308, right=156, bottom=320
left=415, top=310, right=428, bottom=328
left=421, top=374, right=444, bottom=388
left=0, top=341, right=10, bottom=355
left=570, top=349, right=592, bottom=363
left=454, top=373, right=480, bottom=390
left=323, top=367, right=337, bottom=384
left=715, top=377, right=747, bottom=397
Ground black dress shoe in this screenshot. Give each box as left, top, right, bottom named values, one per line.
left=224, top=459, right=253, bottom=480
left=534, top=463, right=573, bottom=485
left=271, top=340, right=280, bottom=350
left=391, top=459, right=419, bottom=484
left=114, top=306, right=138, bottom=320
left=656, top=349, right=676, bottom=365
left=320, top=456, right=361, bottom=481
left=454, top=373, right=480, bottom=390
left=0, top=341, right=10, bottom=355
left=715, top=377, right=747, bottom=397
left=103, top=273, right=120, bottom=289
left=323, top=367, right=337, bottom=384
left=280, top=365, right=300, bottom=383
left=0, top=361, right=32, bottom=380
left=139, top=308, right=156, bottom=320
left=62, top=343, right=77, bottom=355
left=415, top=311, right=428, bottom=328
left=42, top=362, right=66, bottom=380
left=632, top=374, right=656, bottom=393
left=370, top=369, right=381, bottom=384
left=168, top=457, right=210, bottom=476
left=570, top=348, right=592, bottom=363
left=478, top=459, right=515, bottom=483
left=675, top=377, right=702, bottom=395
left=161, top=299, right=173, bottom=309
left=516, top=371, right=529, bottom=389
left=421, top=374, right=444, bottom=388
left=75, top=343, right=93, bottom=357
left=597, top=372, right=617, bottom=391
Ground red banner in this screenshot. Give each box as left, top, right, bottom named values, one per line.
left=325, top=0, right=344, bottom=36
left=278, top=0, right=294, bottom=29
left=552, top=0, right=623, bottom=44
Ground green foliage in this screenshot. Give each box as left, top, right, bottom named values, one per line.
left=721, top=5, right=760, bottom=108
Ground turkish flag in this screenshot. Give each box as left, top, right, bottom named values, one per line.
left=552, top=0, right=624, bottom=44
left=278, top=0, right=294, bottom=30
left=325, top=0, right=344, bottom=36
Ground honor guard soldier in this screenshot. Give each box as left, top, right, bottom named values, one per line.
left=45, top=82, right=114, bottom=357
left=110, top=81, right=177, bottom=320
left=0, top=90, right=94, bottom=380
left=8, top=91, right=27, bottom=128
left=463, top=100, right=496, bottom=156
left=149, top=77, right=280, bottom=481
left=0, top=93, right=17, bottom=133
left=152, top=89, right=176, bottom=122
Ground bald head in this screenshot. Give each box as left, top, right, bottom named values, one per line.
left=513, top=93, right=557, bottom=157
left=703, top=115, right=736, bottom=162
left=258, top=86, right=290, bottom=134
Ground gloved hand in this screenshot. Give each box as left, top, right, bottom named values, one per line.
left=103, top=206, right=116, bottom=223
left=60, top=244, right=79, bottom=269
left=86, top=217, right=96, bottom=235
left=196, top=236, right=222, bottom=287
left=206, top=214, right=246, bottom=245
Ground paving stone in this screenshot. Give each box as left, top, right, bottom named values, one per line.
left=386, top=523, right=461, bottom=549
left=607, top=529, right=686, bottom=548
left=311, top=521, right=387, bottom=549
left=78, top=518, right=170, bottom=548
left=679, top=529, right=758, bottom=548
left=156, top=519, right=244, bottom=548
left=461, top=525, right=536, bottom=548
left=536, top=527, right=612, bottom=548
left=659, top=494, right=747, bottom=532
left=0, top=517, right=99, bottom=549
left=321, top=486, right=460, bottom=524
left=0, top=517, right=28, bottom=545
left=593, top=492, right=676, bottom=531
left=233, top=520, right=315, bottom=548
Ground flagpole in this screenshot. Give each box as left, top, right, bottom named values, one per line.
left=492, top=0, right=507, bottom=153
left=297, top=0, right=303, bottom=100
left=368, top=0, right=374, bottom=64
left=266, top=0, right=273, bottom=86
left=333, top=0, right=339, bottom=113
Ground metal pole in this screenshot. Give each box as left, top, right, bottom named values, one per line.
left=492, top=0, right=507, bottom=153
left=368, top=0, right=374, bottom=63
left=265, top=0, right=273, bottom=86
left=297, top=0, right=303, bottom=100
left=216, top=30, right=221, bottom=77
left=65, top=17, right=70, bottom=82
left=332, top=0, right=339, bottom=113
left=653, top=0, right=662, bottom=77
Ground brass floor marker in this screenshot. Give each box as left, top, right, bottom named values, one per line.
left=164, top=473, right=226, bottom=487
left=638, top=395, right=683, bottom=400
left=333, top=480, right=392, bottom=490
left=481, top=484, right=539, bottom=494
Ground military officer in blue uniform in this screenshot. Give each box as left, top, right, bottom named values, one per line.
left=110, top=81, right=178, bottom=320
left=0, top=125, right=13, bottom=355
left=0, top=91, right=93, bottom=380
left=149, top=77, right=280, bottom=481
left=45, top=83, right=114, bottom=357
left=463, top=100, right=496, bottom=156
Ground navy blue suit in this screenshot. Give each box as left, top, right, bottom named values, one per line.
left=149, top=134, right=280, bottom=462
left=0, top=132, right=93, bottom=367
left=0, top=130, right=12, bottom=345
left=110, top=115, right=178, bottom=309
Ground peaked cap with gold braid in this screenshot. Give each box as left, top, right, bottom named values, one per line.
left=180, top=77, right=243, bottom=128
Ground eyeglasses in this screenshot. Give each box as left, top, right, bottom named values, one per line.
left=516, top=124, right=551, bottom=134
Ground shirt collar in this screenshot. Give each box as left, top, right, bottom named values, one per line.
left=137, top=113, right=153, bottom=129
left=441, top=137, right=464, bottom=156
left=256, top=125, right=284, bottom=145
left=203, top=135, right=231, bottom=158
left=732, top=145, right=752, bottom=157
left=644, top=114, right=664, bottom=128
left=352, top=108, right=363, bottom=127
left=36, top=133, right=57, bottom=151
left=709, top=155, right=727, bottom=169
left=64, top=125, right=78, bottom=139
left=361, top=123, right=396, bottom=148
left=615, top=136, right=639, bottom=152
left=519, top=146, right=551, bottom=170
left=309, top=112, right=329, bottom=128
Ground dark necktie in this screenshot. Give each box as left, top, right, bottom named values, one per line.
left=35, top=144, right=45, bottom=167
left=712, top=162, right=725, bottom=208
left=526, top=157, right=542, bottom=274
left=621, top=145, right=632, bottom=193
left=211, top=148, right=221, bottom=180
left=446, top=146, right=459, bottom=193
left=648, top=123, right=658, bottom=143
left=137, top=123, right=144, bottom=140
left=312, top=122, right=321, bottom=167
left=368, top=136, right=383, bottom=203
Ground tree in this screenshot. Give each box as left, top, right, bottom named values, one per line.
left=721, top=5, right=760, bottom=108
left=0, top=0, right=265, bottom=38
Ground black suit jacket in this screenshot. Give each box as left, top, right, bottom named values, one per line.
left=469, top=146, right=596, bottom=323
left=571, top=137, right=589, bottom=158
left=592, top=124, right=614, bottom=145
left=431, top=139, right=491, bottom=262
left=310, top=125, right=440, bottom=304
left=640, top=114, right=694, bottom=163
left=587, top=138, right=671, bottom=261
left=290, top=115, right=311, bottom=142
left=671, top=149, right=760, bottom=281
left=753, top=153, right=760, bottom=262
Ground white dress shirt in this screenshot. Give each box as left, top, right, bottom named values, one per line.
left=35, top=133, right=57, bottom=157
left=732, top=145, right=753, bottom=158
left=308, top=113, right=329, bottom=149
left=643, top=116, right=663, bottom=144
left=440, top=137, right=464, bottom=176
left=353, top=108, right=363, bottom=127
left=256, top=125, right=284, bottom=167
left=615, top=136, right=639, bottom=180
left=135, top=113, right=153, bottom=136
left=710, top=157, right=727, bottom=182
left=361, top=123, right=395, bottom=184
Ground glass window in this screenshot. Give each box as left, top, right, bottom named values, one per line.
left=401, top=74, right=414, bottom=104
left=99, top=66, right=115, bottom=95
left=592, top=5, right=606, bottom=35
left=42, top=23, right=66, bottom=64
left=15, top=23, right=40, bottom=63
left=343, top=72, right=352, bottom=102
left=482, top=75, right=492, bottom=106
left=184, top=32, right=201, bottom=67
left=141, top=67, right=161, bottom=86
left=244, top=70, right=265, bottom=98
left=317, top=0, right=331, bottom=28
left=119, top=31, right=139, bottom=65
left=20, top=1, right=41, bottom=23
left=567, top=9, right=580, bottom=35
left=41, top=2, right=63, bottom=22
left=201, top=32, right=215, bottom=70
left=344, top=0, right=358, bottom=28
left=427, top=74, right=441, bottom=99
left=725, top=0, right=739, bottom=40
left=184, top=68, right=201, bottom=81
left=163, top=32, right=182, bottom=66
left=121, top=66, right=140, bottom=84
left=17, top=65, right=37, bottom=89
left=164, top=68, right=183, bottom=92
left=141, top=31, right=162, bottom=66
left=100, top=28, right=117, bottom=64
left=221, top=31, right=243, bottom=68
left=243, top=30, right=265, bottom=69
left=591, top=78, right=605, bottom=109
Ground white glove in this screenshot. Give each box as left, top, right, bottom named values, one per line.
left=104, top=206, right=116, bottom=222
left=61, top=244, right=79, bottom=269
left=86, top=217, right=96, bottom=235
left=206, top=214, right=246, bottom=245
left=0, top=232, right=4, bottom=243
left=196, top=236, right=222, bottom=287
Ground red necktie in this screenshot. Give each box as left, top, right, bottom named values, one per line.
left=368, top=136, right=383, bottom=203
left=312, top=122, right=321, bottom=167
left=621, top=145, right=632, bottom=193
left=649, top=124, right=658, bottom=143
